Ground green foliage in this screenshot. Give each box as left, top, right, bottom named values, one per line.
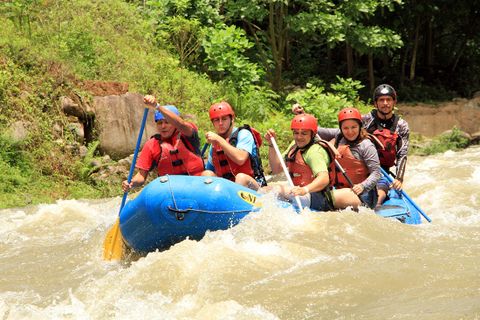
left=285, top=77, right=369, bottom=128
left=417, top=128, right=470, bottom=155
left=0, top=133, right=32, bottom=194
left=57, top=30, right=101, bottom=78
left=0, top=0, right=223, bottom=207
left=0, top=0, right=40, bottom=35
left=242, top=111, right=291, bottom=174
left=74, top=141, right=101, bottom=181
left=349, top=25, right=403, bottom=54
left=159, top=16, right=204, bottom=66
left=330, top=76, right=365, bottom=102
left=0, top=0, right=476, bottom=208
left=144, top=0, right=222, bottom=25
left=202, top=25, right=265, bottom=88
left=225, top=84, right=279, bottom=121
left=285, top=83, right=345, bottom=128
left=0, top=133, right=29, bottom=169
left=291, top=0, right=403, bottom=52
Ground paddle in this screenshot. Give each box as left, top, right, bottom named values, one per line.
left=333, top=158, right=368, bottom=206
left=201, top=142, right=210, bottom=158
left=333, top=150, right=409, bottom=217
left=380, top=167, right=432, bottom=223
left=269, top=136, right=304, bottom=210
left=103, top=107, right=149, bottom=261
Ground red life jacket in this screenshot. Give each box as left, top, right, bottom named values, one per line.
left=211, top=126, right=261, bottom=182
left=331, top=144, right=369, bottom=189
left=285, top=139, right=337, bottom=187
left=372, top=128, right=398, bottom=168
left=153, top=131, right=204, bottom=176
left=367, top=112, right=399, bottom=168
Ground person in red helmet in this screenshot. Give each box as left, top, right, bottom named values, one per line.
left=317, top=107, right=381, bottom=209
left=292, top=84, right=409, bottom=206
left=202, top=101, right=266, bottom=189
left=264, top=114, right=335, bottom=211
left=122, top=95, right=204, bottom=192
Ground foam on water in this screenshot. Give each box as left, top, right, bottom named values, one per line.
left=1, top=147, right=480, bottom=319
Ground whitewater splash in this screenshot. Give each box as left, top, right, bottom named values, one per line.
left=1, top=146, right=479, bottom=319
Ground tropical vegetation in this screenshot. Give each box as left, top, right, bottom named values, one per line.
left=0, top=0, right=478, bottom=208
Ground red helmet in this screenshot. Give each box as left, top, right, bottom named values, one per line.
left=291, top=114, right=318, bottom=133
left=338, top=107, right=362, bottom=123
left=209, top=101, right=235, bottom=120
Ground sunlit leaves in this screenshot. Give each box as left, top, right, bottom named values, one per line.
left=202, top=25, right=265, bottom=87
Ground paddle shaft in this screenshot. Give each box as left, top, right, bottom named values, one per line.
left=201, top=143, right=210, bottom=158
left=314, top=133, right=366, bottom=206
left=119, top=107, right=149, bottom=213
left=333, top=158, right=368, bottom=206
left=103, top=107, right=149, bottom=261
left=270, top=137, right=304, bottom=210
left=380, top=167, right=432, bottom=223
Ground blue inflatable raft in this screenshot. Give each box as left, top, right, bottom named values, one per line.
left=120, top=175, right=263, bottom=253
left=119, top=174, right=429, bottom=254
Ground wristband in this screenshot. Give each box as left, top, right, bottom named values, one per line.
left=303, top=186, right=309, bottom=194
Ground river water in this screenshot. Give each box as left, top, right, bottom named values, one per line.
left=1, top=146, right=479, bottom=319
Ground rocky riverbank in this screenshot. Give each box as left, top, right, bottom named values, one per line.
left=6, top=84, right=480, bottom=191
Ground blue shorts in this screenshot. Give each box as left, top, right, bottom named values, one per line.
left=310, top=190, right=335, bottom=211
left=359, top=188, right=378, bottom=209
left=377, top=177, right=390, bottom=192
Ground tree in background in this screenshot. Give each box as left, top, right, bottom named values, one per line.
left=140, top=0, right=480, bottom=101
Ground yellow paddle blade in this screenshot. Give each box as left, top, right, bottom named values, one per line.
left=102, top=218, right=125, bottom=261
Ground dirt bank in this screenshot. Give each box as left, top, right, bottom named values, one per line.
left=398, top=97, right=480, bottom=137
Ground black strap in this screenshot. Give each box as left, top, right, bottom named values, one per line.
left=230, top=124, right=267, bottom=186
left=371, top=110, right=399, bottom=134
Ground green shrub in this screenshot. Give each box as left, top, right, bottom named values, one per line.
left=74, top=141, right=101, bottom=182
left=330, top=76, right=365, bottom=103
left=418, top=127, right=470, bottom=155
left=0, top=133, right=30, bottom=171
left=202, top=25, right=265, bottom=88
left=285, top=83, right=347, bottom=128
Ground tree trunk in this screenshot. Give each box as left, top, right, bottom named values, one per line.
left=400, top=47, right=408, bottom=87
left=409, top=15, right=421, bottom=81
left=268, top=1, right=288, bottom=91
left=245, top=22, right=271, bottom=80
left=425, top=16, right=434, bottom=76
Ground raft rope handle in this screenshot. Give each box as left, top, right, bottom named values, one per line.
left=164, top=175, right=253, bottom=219
left=164, top=175, right=186, bottom=220
left=167, top=207, right=253, bottom=215
left=164, top=175, right=178, bottom=209
left=168, top=207, right=252, bottom=214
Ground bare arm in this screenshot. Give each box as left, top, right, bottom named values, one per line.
left=205, top=131, right=250, bottom=165
left=290, top=171, right=330, bottom=196
left=144, top=95, right=194, bottom=137
left=122, top=169, right=149, bottom=192
left=265, top=129, right=283, bottom=174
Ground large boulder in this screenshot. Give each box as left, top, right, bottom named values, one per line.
left=398, top=97, right=480, bottom=137
left=92, top=93, right=157, bottom=159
